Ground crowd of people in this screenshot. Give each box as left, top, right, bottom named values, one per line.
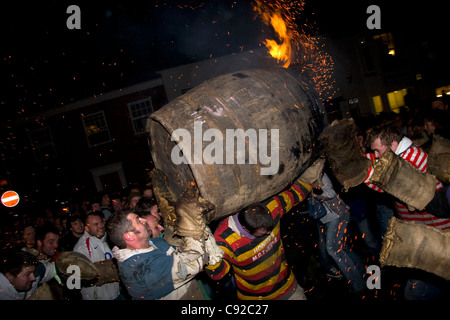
left=0, top=96, right=449, bottom=301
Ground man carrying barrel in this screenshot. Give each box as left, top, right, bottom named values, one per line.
left=204, top=162, right=322, bottom=300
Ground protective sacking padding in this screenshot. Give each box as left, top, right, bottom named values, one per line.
left=380, top=217, right=450, bottom=281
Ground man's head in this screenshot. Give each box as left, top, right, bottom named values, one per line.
left=0, top=250, right=38, bottom=292
left=111, top=194, right=125, bottom=213
left=140, top=214, right=164, bottom=238
left=100, top=192, right=111, bottom=207
left=36, top=225, right=60, bottom=258
left=128, top=192, right=142, bottom=210
left=423, top=108, right=450, bottom=138
left=238, top=203, right=274, bottom=237
left=142, top=187, right=153, bottom=198
left=91, top=202, right=102, bottom=212
left=85, top=211, right=106, bottom=239
left=135, top=198, right=164, bottom=237
left=366, top=124, right=403, bottom=159
left=106, top=210, right=152, bottom=249
left=431, top=97, right=448, bottom=111
left=66, top=216, right=84, bottom=237
left=22, top=225, right=36, bottom=248
left=135, top=197, right=162, bottom=223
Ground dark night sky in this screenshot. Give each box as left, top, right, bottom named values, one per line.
left=1, top=0, right=448, bottom=122
left=0, top=0, right=266, bottom=120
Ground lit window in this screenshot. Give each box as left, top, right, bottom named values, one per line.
left=435, top=85, right=450, bottom=97
left=128, top=98, right=154, bottom=135
left=387, top=89, right=407, bottom=113
left=373, top=33, right=396, bottom=56
left=372, top=95, right=383, bottom=114
left=82, top=111, right=111, bottom=147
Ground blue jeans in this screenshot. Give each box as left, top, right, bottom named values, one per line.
left=356, top=218, right=382, bottom=258
left=404, top=279, right=448, bottom=300
left=376, top=204, right=394, bottom=237
left=349, top=197, right=382, bottom=258
left=317, top=212, right=366, bottom=292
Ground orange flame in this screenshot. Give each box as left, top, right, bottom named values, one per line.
left=255, top=0, right=336, bottom=101
left=262, top=11, right=292, bottom=68
left=255, top=0, right=294, bottom=68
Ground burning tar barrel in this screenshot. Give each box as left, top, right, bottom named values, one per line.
left=147, top=68, right=327, bottom=222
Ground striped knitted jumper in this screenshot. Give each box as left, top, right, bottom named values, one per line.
left=205, top=179, right=311, bottom=300
left=364, top=136, right=450, bottom=229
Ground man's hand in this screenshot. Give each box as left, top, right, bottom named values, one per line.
left=299, top=157, right=325, bottom=188
left=174, top=182, right=215, bottom=240
left=204, top=226, right=224, bottom=266
left=319, top=118, right=371, bottom=191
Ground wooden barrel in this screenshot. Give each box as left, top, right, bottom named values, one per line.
left=147, top=68, right=327, bottom=222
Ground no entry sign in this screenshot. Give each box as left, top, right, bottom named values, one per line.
left=1, top=190, right=20, bottom=207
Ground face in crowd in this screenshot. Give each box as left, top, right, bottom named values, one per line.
left=85, top=214, right=106, bottom=239
left=37, top=232, right=59, bottom=258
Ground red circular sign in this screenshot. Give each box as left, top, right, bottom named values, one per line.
left=1, top=190, right=20, bottom=207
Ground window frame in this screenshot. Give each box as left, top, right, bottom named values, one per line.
left=28, top=126, right=57, bottom=161
left=81, top=111, right=112, bottom=147
left=127, top=98, right=154, bottom=135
